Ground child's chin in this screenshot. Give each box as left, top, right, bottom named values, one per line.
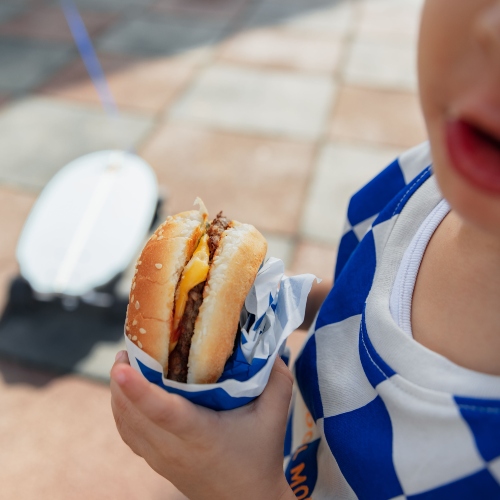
left=442, top=172, right=500, bottom=239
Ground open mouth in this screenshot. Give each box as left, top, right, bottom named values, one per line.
left=445, top=119, right=500, bottom=194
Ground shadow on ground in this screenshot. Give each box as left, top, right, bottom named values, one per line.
left=0, top=276, right=127, bottom=386
left=0, top=0, right=349, bottom=100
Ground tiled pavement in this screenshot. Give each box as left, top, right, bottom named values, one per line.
left=0, top=0, right=427, bottom=497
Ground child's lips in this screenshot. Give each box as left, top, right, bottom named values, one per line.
left=445, top=118, right=500, bottom=194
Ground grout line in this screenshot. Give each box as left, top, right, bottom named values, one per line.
left=212, top=55, right=343, bottom=78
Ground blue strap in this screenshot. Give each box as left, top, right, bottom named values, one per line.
left=60, top=0, right=118, bottom=117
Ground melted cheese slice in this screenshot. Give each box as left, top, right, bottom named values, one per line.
left=171, top=234, right=210, bottom=348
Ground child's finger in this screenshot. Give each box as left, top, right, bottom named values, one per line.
left=111, top=396, right=146, bottom=457
left=114, top=350, right=130, bottom=365
left=110, top=363, right=214, bottom=439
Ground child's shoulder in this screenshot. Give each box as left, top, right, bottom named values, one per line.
left=288, top=142, right=500, bottom=499
left=336, top=142, right=432, bottom=280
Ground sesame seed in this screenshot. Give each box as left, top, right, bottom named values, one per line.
left=127, top=334, right=132, bottom=339
left=139, top=328, right=146, bottom=334
left=132, top=336, right=137, bottom=341
left=132, top=319, right=138, bottom=326
left=134, top=268, right=138, bottom=274
left=151, top=234, right=157, bottom=240
left=157, top=235, right=164, bottom=240
left=138, top=341, right=142, bottom=348
left=135, top=301, right=140, bottom=309
left=126, top=325, right=129, bottom=331
left=132, top=282, right=136, bottom=290
left=131, top=295, right=134, bottom=302
left=155, top=263, right=162, bottom=269
left=138, top=260, right=142, bottom=265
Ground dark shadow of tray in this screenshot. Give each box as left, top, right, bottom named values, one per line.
left=0, top=277, right=127, bottom=382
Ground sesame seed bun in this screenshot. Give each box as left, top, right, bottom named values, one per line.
left=125, top=209, right=207, bottom=371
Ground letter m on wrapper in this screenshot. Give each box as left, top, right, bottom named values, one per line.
left=285, top=439, right=320, bottom=499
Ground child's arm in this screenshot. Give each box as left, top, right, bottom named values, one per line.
left=110, top=351, right=296, bottom=500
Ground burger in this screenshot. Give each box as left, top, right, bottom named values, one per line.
left=125, top=199, right=267, bottom=384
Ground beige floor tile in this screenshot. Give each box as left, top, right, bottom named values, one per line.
left=263, top=233, right=295, bottom=268
left=357, top=0, right=424, bottom=42
left=300, top=142, right=402, bottom=244
left=287, top=240, right=337, bottom=330
left=218, top=29, right=343, bottom=74
left=290, top=240, right=337, bottom=283
left=0, top=359, right=187, bottom=499
left=284, top=2, right=354, bottom=36
left=330, top=86, right=427, bottom=148
left=245, top=0, right=354, bottom=37
left=344, top=38, right=418, bottom=91
left=289, top=240, right=337, bottom=329
left=0, top=6, right=117, bottom=42
left=169, top=63, right=335, bottom=140
left=41, top=52, right=201, bottom=114
left=140, top=123, right=315, bottom=234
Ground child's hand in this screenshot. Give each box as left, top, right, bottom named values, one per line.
left=110, top=351, right=296, bottom=500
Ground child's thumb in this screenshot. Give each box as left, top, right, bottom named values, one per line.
left=111, top=363, right=212, bottom=439
left=256, top=356, right=293, bottom=416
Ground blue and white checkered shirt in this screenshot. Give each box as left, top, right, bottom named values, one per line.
left=285, top=143, right=500, bottom=499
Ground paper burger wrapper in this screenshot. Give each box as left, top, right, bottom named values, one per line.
left=125, top=258, right=317, bottom=411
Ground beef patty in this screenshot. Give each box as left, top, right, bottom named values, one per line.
left=167, top=213, right=230, bottom=382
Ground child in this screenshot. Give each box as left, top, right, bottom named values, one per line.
left=110, top=0, right=500, bottom=497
